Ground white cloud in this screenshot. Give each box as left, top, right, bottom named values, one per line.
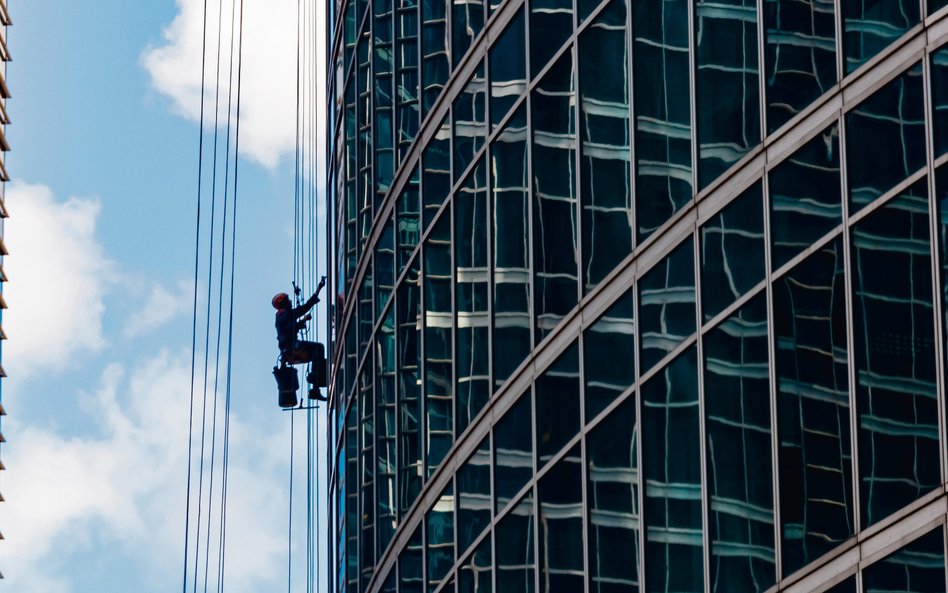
left=122, top=280, right=193, bottom=338
left=141, top=0, right=298, bottom=169
left=0, top=350, right=298, bottom=593
left=4, top=182, right=116, bottom=378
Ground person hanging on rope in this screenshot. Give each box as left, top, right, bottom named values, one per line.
left=273, top=276, right=326, bottom=366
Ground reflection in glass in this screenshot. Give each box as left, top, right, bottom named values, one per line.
left=846, top=63, right=925, bottom=214
left=425, top=216, right=454, bottom=475
left=457, top=158, right=490, bottom=434
left=933, top=47, right=948, bottom=159
left=455, top=63, right=488, bottom=179
left=827, top=577, right=857, bottom=593
left=587, top=397, right=639, bottom=593
left=579, top=0, right=633, bottom=293
left=703, top=295, right=775, bottom=590
left=396, top=0, right=420, bottom=163
left=633, top=0, right=693, bottom=241
left=459, top=538, right=493, bottom=593
left=764, top=0, right=836, bottom=132
left=422, top=0, right=449, bottom=114
left=852, top=184, right=939, bottom=528
left=642, top=347, right=703, bottom=593
left=490, top=9, right=527, bottom=130
left=538, top=446, right=584, bottom=593
left=458, top=437, right=492, bottom=554
left=530, top=0, right=573, bottom=78
left=400, top=526, right=425, bottom=593
left=423, top=117, right=452, bottom=228
left=360, top=353, right=376, bottom=590
left=695, top=0, right=761, bottom=188
left=453, top=0, right=485, bottom=68
left=427, top=483, right=456, bottom=589
left=638, top=238, right=697, bottom=370
left=774, top=238, right=853, bottom=576
left=376, top=217, right=396, bottom=318
left=377, top=306, right=398, bottom=553
left=583, top=290, right=635, bottom=421
left=359, top=266, right=374, bottom=351
left=843, top=0, right=918, bottom=73
left=492, top=107, right=532, bottom=389
left=700, top=182, right=765, bottom=320
left=497, top=494, right=537, bottom=593
left=358, top=33, right=374, bottom=252
left=398, top=262, right=423, bottom=518
left=769, top=124, right=842, bottom=269
left=535, top=342, right=581, bottom=464
left=533, top=52, right=579, bottom=341
left=938, top=165, right=948, bottom=376
left=495, top=393, right=534, bottom=511
left=863, top=527, right=946, bottom=592
left=397, top=166, right=421, bottom=274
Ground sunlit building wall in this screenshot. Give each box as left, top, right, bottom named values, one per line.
left=327, top=0, right=948, bottom=590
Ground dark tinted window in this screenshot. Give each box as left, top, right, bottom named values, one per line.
left=496, top=494, right=536, bottom=593
left=843, top=0, right=919, bottom=73
left=490, top=9, right=527, bottom=130
left=538, top=447, right=584, bottom=593
left=398, top=262, right=423, bottom=517
left=495, top=393, right=534, bottom=512
left=459, top=537, right=493, bottom=593
left=583, top=290, right=635, bottom=421
left=427, top=483, right=456, bottom=588
left=454, top=62, right=487, bottom=180
left=535, top=343, right=581, bottom=464
left=863, top=527, right=946, bottom=592
left=425, top=216, right=454, bottom=475
left=453, top=0, right=485, bottom=68
left=639, top=238, right=697, bottom=370
left=531, top=0, right=573, bottom=77
left=458, top=437, right=492, bottom=553
left=424, top=117, right=452, bottom=228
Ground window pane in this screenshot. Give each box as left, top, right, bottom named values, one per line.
left=497, top=494, right=537, bottom=593
left=633, top=0, right=693, bottom=241
left=398, top=261, right=424, bottom=518
left=932, top=46, right=948, bottom=159
left=459, top=537, right=493, bottom=593
left=426, top=215, right=454, bottom=475
left=423, top=117, right=452, bottom=228
left=360, top=353, right=376, bottom=590
left=400, top=526, right=425, bottom=593
left=458, top=437, right=492, bottom=554
left=346, top=399, right=360, bottom=591
left=533, top=52, right=579, bottom=341
left=764, top=0, right=836, bottom=132
left=489, top=8, right=527, bottom=130
left=492, top=107, right=532, bottom=388
left=535, top=342, right=581, bottom=465
left=846, top=63, right=925, bottom=214
left=375, top=0, right=396, bottom=201
left=422, top=0, right=449, bottom=113
left=531, top=0, right=573, bottom=78
left=580, top=0, right=633, bottom=292
left=538, top=446, right=585, bottom=593
left=456, top=158, right=490, bottom=434
left=584, top=290, right=636, bottom=421
left=863, top=527, right=946, bottom=592
left=642, top=347, right=704, bottom=593
left=769, top=124, right=842, bottom=269
left=495, top=393, right=535, bottom=512
left=455, top=62, right=488, bottom=180
left=398, top=166, right=421, bottom=274
left=427, top=483, right=457, bottom=588
left=587, top=397, right=640, bottom=593
left=852, top=183, right=939, bottom=528
left=843, top=0, right=919, bottom=73
left=396, top=0, right=420, bottom=162
left=703, top=295, right=775, bottom=591
left=774, top=238, right=853, bottom=576
left=639, top=238, right=697, bottom=370
left=695, top=0, right=761, bottom=188
left=377, top=217, right=397, bottom=318
left=700, top=182, right=765, bottom=320
left=377, top=306, right=398, bottom=553
left=453, top=0, right=485, bottom=68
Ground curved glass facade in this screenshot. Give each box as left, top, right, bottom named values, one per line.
left=327, top=0, right=948, bottom=591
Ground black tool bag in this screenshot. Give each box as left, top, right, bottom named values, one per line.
left=273, top=365, right=300, bottom=408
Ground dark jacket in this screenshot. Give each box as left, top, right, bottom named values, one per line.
left=275, top=292, right=318, bottom=351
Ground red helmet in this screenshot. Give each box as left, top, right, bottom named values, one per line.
left=272, top=292, right=290, bottom=309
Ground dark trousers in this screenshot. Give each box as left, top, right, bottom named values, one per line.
left=282, top=340, right=324, bottom=365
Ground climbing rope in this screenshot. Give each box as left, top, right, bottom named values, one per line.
left=181, top=0, right=245, bottom=591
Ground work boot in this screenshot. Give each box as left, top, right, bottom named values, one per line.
left=309, top=389, right=328, bottom=402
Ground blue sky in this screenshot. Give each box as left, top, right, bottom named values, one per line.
left=0, top=1, right=328, bottom=591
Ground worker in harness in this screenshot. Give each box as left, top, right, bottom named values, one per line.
left=272, top=276, right=328, bottom=406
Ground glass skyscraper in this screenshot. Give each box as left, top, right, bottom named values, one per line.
left=327, top=0, right=948, bottom=590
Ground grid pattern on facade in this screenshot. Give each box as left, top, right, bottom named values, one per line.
left=326, top=0, right=948, bottom=591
